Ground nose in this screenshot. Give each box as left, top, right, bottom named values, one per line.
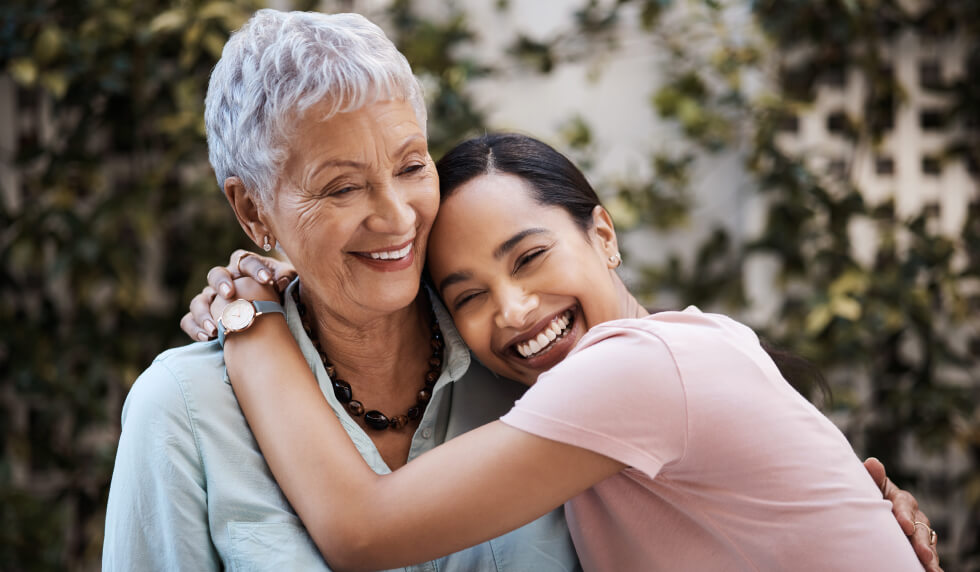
left=366, top=181, right=416, bottom=235
left=493, top=283, right=538, bottom=330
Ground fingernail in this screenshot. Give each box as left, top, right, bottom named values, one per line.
left=277, top=277, right=291, bottom=291
left=204, top=320, right=217, bottom=336
left=197, top=332, right=209, bottom=342
left=220, top=283, right=232, bottom=297
left=258, top=269, right=272, bottom=283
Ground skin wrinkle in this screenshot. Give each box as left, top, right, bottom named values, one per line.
left=245, top=99, right=439, bottom=450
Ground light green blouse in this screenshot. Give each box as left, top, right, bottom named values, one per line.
left=102, top=282, right=580, bottom=571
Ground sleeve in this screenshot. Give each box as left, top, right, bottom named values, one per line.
left=102, top=359, right=220, bottom=571
left=500, top=325, right=688, bottom=480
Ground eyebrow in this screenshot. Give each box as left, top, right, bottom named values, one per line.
left=438, top=270, right=472, bottom=295
left=309, top=134, right=428, bottom=174
left=437, top=228, right=548, bottom=295
left=493, top=228, right=547, bottom=260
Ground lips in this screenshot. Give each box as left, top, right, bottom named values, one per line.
left=351, top=239, right=417, bottom=272
left=366, top=242, right=412, bottom=260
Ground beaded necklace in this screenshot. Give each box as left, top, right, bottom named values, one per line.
left=292, top=287, right=444, bottom=431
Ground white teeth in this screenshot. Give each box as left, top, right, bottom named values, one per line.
left=515, top=310, right=574, bottom=358
left=369, top=243, right=412, bottom=260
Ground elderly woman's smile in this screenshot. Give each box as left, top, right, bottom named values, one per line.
left=268, top=98, right=439, bottom=318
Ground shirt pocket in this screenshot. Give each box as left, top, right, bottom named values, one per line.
left=227, top=521, right=328, bottom=571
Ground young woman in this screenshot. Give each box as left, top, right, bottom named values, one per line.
left=207, top=134, right=927, bottom=571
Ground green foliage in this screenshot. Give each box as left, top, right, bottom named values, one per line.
left=641, top=0, right=980, bottom=566
left=0, top=1, right=265, bottom=567
left=0, top=1, right=496, bottom=567
left=508, top=0, right=978, bottom=566
left=2, top=0, right=977, bottom=568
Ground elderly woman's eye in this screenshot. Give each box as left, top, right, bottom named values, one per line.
left=400, top=163, right=425, bottom=176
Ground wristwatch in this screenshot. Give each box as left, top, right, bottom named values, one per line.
left=217, top=299, right=285, bottom=346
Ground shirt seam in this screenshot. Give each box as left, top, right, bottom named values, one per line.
left=503, top=408, right=668, bottom=474
left=155, top=356, right=209, bottom=492
left=638, top=328, right=691, bottom=468
left=635, top=325, right=759, bottom=571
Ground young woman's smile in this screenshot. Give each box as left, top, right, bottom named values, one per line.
left=427, top=173, right=624, bottom=385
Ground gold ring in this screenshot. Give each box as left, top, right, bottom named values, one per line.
left=913, top=521, right=937, bottom=546
left=236, top=252, right=254, bottom=275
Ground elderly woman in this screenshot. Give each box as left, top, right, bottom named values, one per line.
left=106, top=7, right=938, bottom=572
left=102, top=10, right=577, bottom=570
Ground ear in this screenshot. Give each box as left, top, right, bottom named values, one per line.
left=223, top=177, right=274, bottom=250
left=589, top=205, right=619, bottom=261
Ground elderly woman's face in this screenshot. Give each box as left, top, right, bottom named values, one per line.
left=268, top=99, right=438, bottom=317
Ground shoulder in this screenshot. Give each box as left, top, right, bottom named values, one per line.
left=576, top=309, right=763, bottom=366
left=121, top=341, right=228, bottom=429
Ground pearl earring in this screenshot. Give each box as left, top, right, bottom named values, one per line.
left=608, top=252, right=622, bottom=268
left=263, top=235, right=273, bottom=252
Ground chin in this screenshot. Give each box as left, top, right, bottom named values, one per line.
left=367, top=281, right=424, bottom=313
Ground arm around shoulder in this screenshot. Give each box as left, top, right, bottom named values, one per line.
left=103, top=356, right=219, bottom=571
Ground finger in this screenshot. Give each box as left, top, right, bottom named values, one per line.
left=236, top=252, right=275, bottom=285
left=274, top=266, right=298, bottom=292
left=863, top=457, right=887, bottom=491
left=190, top=288, right=219, bottom=338
left=180, top=312, right=211, bottom=342
left=910, top=512, right=939, bottom=566
left=890, top=489, right=918, bottom=535
left=207, top=265, right=236, bottom=299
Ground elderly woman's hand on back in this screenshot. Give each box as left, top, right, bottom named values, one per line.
left=180, top=249, right=296, bottom=341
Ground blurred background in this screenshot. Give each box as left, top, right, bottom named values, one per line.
left=1, top=0, right=977, bottom=569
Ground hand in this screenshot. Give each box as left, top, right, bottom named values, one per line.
left=864, top=457, right=942, bottom=572
left=180, top=249, right=297, bottom=341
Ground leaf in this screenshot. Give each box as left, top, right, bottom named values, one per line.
left=8, top=58, right=38, bottom=86
left=34, top=25, right=63, bottom=64
left=40, top=71, right=69, bottom=99
left=149, top=9, right=186, bottom=36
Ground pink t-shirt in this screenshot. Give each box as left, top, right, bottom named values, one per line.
left=500, top=308, right=921, bottom=571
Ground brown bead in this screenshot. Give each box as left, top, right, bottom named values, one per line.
left=417, top=389, right=431, bottom=404
left=426, top=371, right=439, bottom=383
left=406, top=406, right=422, bottom=420
left=428, top=356, right=441, bottom=368
left=347, top=400, right=364, bottom=416
left=431, top=338, right=444, bottom=350
left=389, top=415, right=408, bottom=430
left=325, top=364, right=336, bottom=378
left=332, top=379, right=352, bottom=403
left=364, top=410, right=390, bottom=430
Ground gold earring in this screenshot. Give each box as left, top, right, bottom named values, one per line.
left=608, top=252, right=622, bottom=268
left=263, top=235, right=273, bottom=252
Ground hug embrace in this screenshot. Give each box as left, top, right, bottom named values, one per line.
left=103, top=9, right=942, bottom=571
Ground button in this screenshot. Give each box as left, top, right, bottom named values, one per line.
left=421, top=428, right=432, bottom=439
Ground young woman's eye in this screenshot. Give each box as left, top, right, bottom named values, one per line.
left=515, top=248, right=547, bottom=271
left=454, top=290, right=485, bottom=310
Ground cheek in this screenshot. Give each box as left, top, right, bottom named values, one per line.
left=414, top=183, right=440, bottom=230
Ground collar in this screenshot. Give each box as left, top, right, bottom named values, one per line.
left=282, top=279, right=472, bottom=388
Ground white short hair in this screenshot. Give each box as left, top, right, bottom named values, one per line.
left=205, top=9, right=427, bottom=203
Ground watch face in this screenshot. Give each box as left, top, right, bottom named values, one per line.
left=221, top=299, right=256, bottom=332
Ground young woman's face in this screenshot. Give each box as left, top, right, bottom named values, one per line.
left=427, top=173, right=623, bottom=385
